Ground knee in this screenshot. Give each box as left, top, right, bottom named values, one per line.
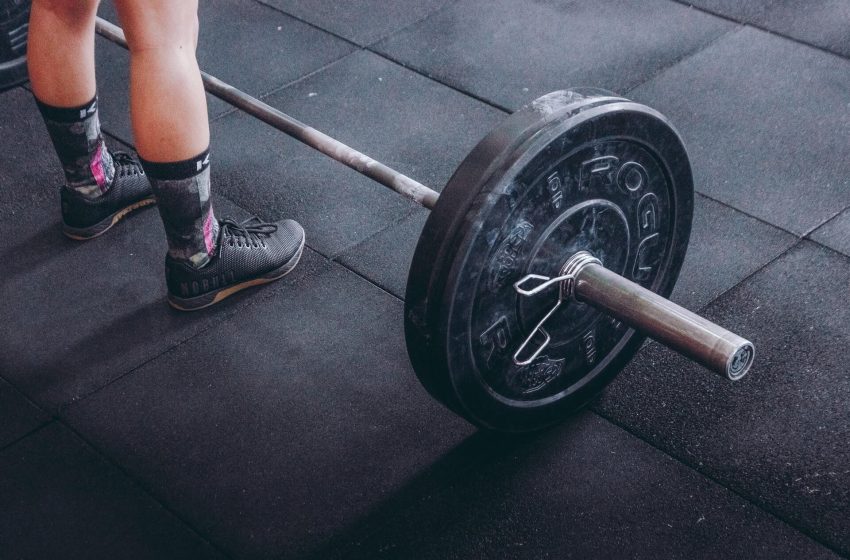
left=116, top=2, right=199, bottom=54
left=32, top=0, right=100, bottom=26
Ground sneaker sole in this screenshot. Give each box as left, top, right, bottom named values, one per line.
left=62, top=196, right=157, bottom=241
left=167, top=236, right=306, bottom=312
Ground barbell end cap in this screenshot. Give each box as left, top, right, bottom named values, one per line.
left=726, top=342, right=755, bottom=381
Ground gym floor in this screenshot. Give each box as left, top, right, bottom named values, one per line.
left=2, top=1, right=849, bottom=558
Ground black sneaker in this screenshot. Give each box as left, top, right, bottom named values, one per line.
left=61, top=151, right=156, bottom=240
left=165, top=216, right=305, bottom=311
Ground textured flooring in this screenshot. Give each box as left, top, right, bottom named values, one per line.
left=2, top=0, right=849, bottom=558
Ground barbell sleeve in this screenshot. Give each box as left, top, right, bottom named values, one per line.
left=573, top=261, right=754, bottom=381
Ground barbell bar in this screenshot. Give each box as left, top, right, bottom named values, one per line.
left=95, top=17, right=754, bottom=432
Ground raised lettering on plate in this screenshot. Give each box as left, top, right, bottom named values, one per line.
left=578, top=156, right=619, bottom=193
left=546, top=172, right=564, bottom=211
left=583, top=330, right=598, bottom=365
left=479, top=316, right=512, bottom=368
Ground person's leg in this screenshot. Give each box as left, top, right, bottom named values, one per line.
left=28, top=0, right=98, bottom=106
left=112, top=0, right=208, bottom=162
left=113, top=0, right=304, bottom=309
left=28, top=0, right=155, bottom=239
left=113, top=0, right=216, bottom=268
left=28, top=0, right=118, bottom=202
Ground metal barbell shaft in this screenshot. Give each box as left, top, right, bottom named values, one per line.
left=94, top=17, right=440, bottom=210
left=573, top=260, right=754, bottom=380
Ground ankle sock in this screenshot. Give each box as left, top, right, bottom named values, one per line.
left=142, top=149, right=218, bottom=269
left=36, top=95, right=115, bottom=199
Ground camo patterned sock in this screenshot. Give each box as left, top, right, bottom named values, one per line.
left=36, top=95, right=115, bottom=200
left=142, top=149, right=219, bottom=269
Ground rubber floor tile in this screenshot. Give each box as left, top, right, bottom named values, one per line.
left=686, top=0, right=850, bottom=58
left=260, top=0, right=451, bottom=46
left=309, top=412, right=838, bottom=560
left=335, top=209, right=427, bottom=299
left=595, top=241, right=850, bottom=555
left=670, top=195, right=795, bottom=311
left=374, top=0, right=733, bottom=110
left=630, top=26, right=850, bottom=235
left=64, top=260, right=477, bottom=559
left=0, top=423, right=224, bottom=560
left=0, top=87, right=65, bottom=214
left=755, top=1, right=850, bottom=57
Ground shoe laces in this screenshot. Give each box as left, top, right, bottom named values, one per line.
left=113, top=151, right=144, bottom=177
left=221, top=216, right=278, bottom=248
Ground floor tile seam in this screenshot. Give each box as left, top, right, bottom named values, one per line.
left=58, top=307, right=244, bottom=414
left=365, top=48, right=512, bottom=114
left=0, top=370, right=50, bottom=417
left=358, top=0, right=463, bottom=49
left=246, top=0, right=466, bottom=51
left=250, top=0, right=360, bottom=47
left=328, top=253, right=406, bottom=303
left=328, top=207, right=422, bottom=261
left=667, top=0, right=850, bottom=63
left=803, top=202, right=850, bottom=238
left=803, top=237, right=850, bottom=262
left=284, top=221, right=406, bottom=301
left=102, top=127, right=133, bottom=149
left=693, top=191, right=800, bottom=238
left=0, top=420, right=54, bottom=454
left=207, top=48, right=364, bottom=125
left=622, top=24, right=744, bottom=96
left=54, top=419, right=236, bottom=560
left=588, top=408, right=848, bottom=557
left=692, top=227, right=850, bottom=317
left=693, top=238, right=803, bottom=315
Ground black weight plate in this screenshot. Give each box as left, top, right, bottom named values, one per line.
left=0, top=0, right=29, bottom=93
left=405, top=90, right=693, bottom=433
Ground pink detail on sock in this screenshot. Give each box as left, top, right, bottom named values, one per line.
left=204, top=208, right=216, bottom=256
left=90, top=143, right=108, bottom=193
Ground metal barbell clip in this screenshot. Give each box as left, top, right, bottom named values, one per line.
left=512, top=253, right=603, bottom=366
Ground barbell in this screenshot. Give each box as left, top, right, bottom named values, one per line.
left=95, top=17, right=754, bottom=433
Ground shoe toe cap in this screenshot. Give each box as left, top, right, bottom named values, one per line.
left=272, top=218, right=305, bottom=256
